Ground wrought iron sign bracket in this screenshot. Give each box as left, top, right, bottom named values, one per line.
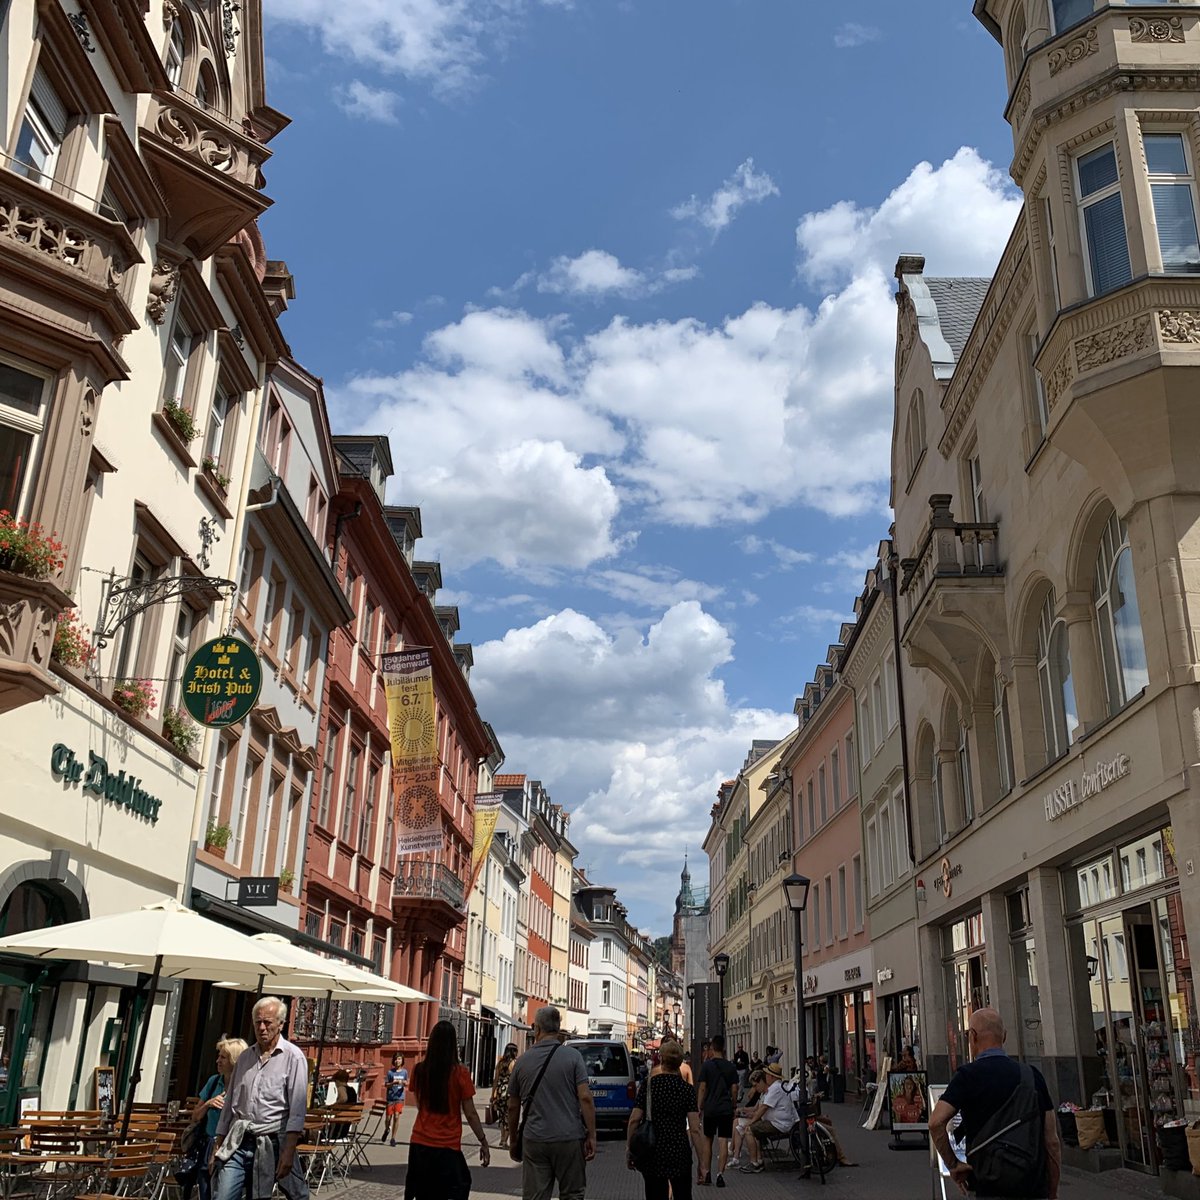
left=94, top=572, right=236, bottom=650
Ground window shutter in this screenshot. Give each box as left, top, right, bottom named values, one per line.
left=1084, top=192, right=1132, bottom=294
left=30, top=68, right=69, bottom=140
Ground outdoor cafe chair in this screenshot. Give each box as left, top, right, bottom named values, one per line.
left=297, top=1116, right=336, bottom=1194
left=324, top=1105, right=363, bottom=1186
left=345, top=1102, right=385, bottom=1172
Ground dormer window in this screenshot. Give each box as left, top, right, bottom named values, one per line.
left=165, top=20, right=185, bottom=88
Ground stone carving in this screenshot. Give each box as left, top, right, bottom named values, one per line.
left=1130, top=16, right=1184, bottom=44
left=155, top=106, right=241, bottom=178
left=1074, top=315, right=1153, bottom=372
left=162, top=0, right=180, bottom=31
left=230, top=324, right=245, bottom=349
left=146, top=259, right=180, bottom=324
left=80, top=388, right=97, bottom=437
left=68, top=12, right=95, bottom=52
left=1158, top=309, right=1200, bottom=343
left=0, top=194, right=91, bottom=271
left=1048, top=26, right=1098, bottom=76
left=1012, top=79, right=1032, bottom=127
left=222, top=0, right=241, bottom=55
left=1045, top=348, right=1074, bottom=410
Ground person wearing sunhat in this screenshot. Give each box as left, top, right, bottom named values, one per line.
left=738, top=1061, right=794, bottom=1173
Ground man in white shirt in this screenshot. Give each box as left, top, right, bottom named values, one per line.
left=738, top=1062, right=795, bottom=1174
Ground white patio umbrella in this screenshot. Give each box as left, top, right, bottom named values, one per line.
left=215, top=935, right=435, bottom=1090
left=0, top=899, right=347, bottom=1136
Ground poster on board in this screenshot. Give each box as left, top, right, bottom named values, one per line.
left=94, top=1066, right=115, bottom=1122
left=888, top=1070, right=930, bottom=1131
left=927, top=1084, right=965, bottom=1199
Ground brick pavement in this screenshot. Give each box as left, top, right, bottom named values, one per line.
left=323, top=1097, right=1169, bottom=1200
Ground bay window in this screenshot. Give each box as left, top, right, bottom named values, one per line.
left=13, top=70, right=67, bottom=187
left=1145, top=132, right=1200, bottom=274
left=1076, top=142, right=1132, bottom=297
left=0, top=360, right=50, bottom=516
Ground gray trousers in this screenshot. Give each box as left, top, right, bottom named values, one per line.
left=521, top=1139, right=586, bottom=1200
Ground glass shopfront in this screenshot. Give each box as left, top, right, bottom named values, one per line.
left=881, top=989, right=923, bottom=1066
left=943, top=912, right=988, bottom=1073
left=840, top=990, right=876, bottom=1092
left=1064, top=825, right=1200, bottom=1173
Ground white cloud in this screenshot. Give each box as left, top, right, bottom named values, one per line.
left=671, top=158, right=779, bottom=235
left=740, top=534, right=814, bottom=569
left=337, top=149, right=1020, bottom=567
left=797, top=146, right=1021, bottom=291
left=585, top=567, right=723, bottom=608
left=779, top=603, right=852, bottom=632
left=372, top=310, right=414, bottom=329
left=833, top=22, right=880, bottom=48
left=472, top=604, right=794, bottom=890
left=497, top=250, right=700, bottom=300
left=333, top=80, right=402, bottom=124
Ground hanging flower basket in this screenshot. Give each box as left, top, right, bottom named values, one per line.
left=112, top=677, right=158, bottom=718
left=0, top=511, right=66, bottom=580
left=52, top=609, right=95, bottom=669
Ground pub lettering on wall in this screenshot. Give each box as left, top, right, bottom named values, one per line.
left=50, top=743, right=162, bottom=824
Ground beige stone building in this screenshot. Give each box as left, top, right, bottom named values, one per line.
left=889, top=0, right=1200, bottom=1175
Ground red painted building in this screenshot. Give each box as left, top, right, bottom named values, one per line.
left=296, top=435, right=491, bottom=1096
left=525, top=786, right=555, bottom=1026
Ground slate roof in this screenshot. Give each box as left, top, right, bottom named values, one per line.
left=924, top=277, right=991, bottom=364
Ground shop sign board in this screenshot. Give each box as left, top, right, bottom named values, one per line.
left=236, top=877, right=279, bottom=907
left=932, top=857, right=963, bottom=897
left=50, top=743, right=163, bottom=824
left=1044, top=752, right=1130, bottom=822
left=180, top=637, right=262, bottom=726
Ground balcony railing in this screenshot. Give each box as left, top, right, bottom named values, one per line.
left=290, top=996, right=395, bottom=1045
left=394, top=860, right=465, bottom=909
left=899, top=494, right=1001, bottom=630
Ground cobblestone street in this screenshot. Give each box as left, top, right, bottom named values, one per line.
left=326, top=1099, right=1169, bottom=1200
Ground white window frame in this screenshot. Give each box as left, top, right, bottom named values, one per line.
left=866, top=817, right=880, bottom=898
left=852, top=855, right=864, bottom=931
left=1075, top=140, right=1132, bottom=298
left=1025, top=322, right=1048, bottom=438
left=1043, top=195, right=1062, bottom=311
left=883, top=650, right=898, bottom=731
left=879, top=802, right=894, bottom=889
left=162, top=318, right=193, bottom=408
left=1037, top=592, right=1078, bottom=760
left=859, top=697, right=872, bottom=764
left=0, top=356, right=52, bottom=518
left=1093, top=510, right=1148, bottom=710
left=893, top=784, right=909, bottom=871
left=993, top=674, right=1015, bottom=796
left=957, top=721, right=975, bottom=824
left=14, top=71, right=67, bottom=188
left=165, top=20, right=185, bottom=87
left=1144, top=127, right=1200, bottom=274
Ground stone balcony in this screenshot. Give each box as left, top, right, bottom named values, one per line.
left=0, top=569, right=74, bottom=714
left=392, top=859, right=466, bottom=942
left=140, top=92, right=272, bottom=258
left=1035, top=274, right=1200, bottom=513
left=0, top=167, right=140, bottom=349
left=898, top=495, right=1007, bottom=682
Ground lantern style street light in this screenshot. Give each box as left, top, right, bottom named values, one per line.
left=782, top=871, right=812, bottom=1147
left=713, top=952, right=730, bottom=1036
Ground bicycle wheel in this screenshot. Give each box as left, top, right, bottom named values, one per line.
left=810, top=1121, right=837, bottom=1175
left=789, top=1125, right=806, bottom=1164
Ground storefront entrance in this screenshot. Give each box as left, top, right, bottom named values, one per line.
left=880, top=989, right=922, bottom=1066
left=942, top=912, right=988, bottom=1073
left=1066, top=826, right=1200, bottom=1173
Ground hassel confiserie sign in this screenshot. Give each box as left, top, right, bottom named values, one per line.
left=1044, top=753, right=1130, bottom=822
left=50, top=743, right=162, bottom=824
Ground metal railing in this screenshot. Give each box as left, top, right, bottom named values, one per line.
left=394, top=859, right=466, bottom=909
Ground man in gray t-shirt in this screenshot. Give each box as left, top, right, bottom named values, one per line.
left=506, top=1006, right=596, bottom=1200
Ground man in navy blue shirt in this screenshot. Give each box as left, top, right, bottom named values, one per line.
left=928, top=1008, right=1060, bottom=1199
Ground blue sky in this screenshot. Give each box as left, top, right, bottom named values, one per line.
left=258, top=1, right=1024, bottom=933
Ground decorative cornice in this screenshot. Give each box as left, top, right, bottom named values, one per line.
left=1013, top=70, right=1200, bottom=187
left=939, top=234, right=1032, bottom=456
left=1130, top=15, right=1184, bottom=44
left=1048, top=26, right=1098, bottom=76
left=1158, top=308, right=1200, bottom=343
left=1074, top=314, right=1153, bottom=372
left=1012, top=78, right=1032, bottom=128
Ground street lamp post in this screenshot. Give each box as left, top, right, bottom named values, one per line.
left=712, top=952, right=730, bottom=1038
left=782, top=872, right=812, bottom=1120
left=673, top=1000, right=682, bottom=1040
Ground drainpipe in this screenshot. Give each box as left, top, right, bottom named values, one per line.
left=886, top=538, right=917, bottom=868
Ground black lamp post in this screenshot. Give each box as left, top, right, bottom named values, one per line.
left=713, top=952, right=730, bottom=1038
left=782, top=872, right=812, bottom=1119
left=673, top=1000, right=682, bottom=1039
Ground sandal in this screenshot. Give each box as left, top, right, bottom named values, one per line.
left=698, top=1172, right=710, bottom=1185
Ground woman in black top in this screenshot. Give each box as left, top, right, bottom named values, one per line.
left=626, top=1040, right=700, bottom=1200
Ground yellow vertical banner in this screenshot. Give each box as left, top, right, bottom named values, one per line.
left=465, top=792, right=504, bottom=898
left=382, top=649, right=441, bottom=857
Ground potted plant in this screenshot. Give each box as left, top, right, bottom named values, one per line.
left=162, top=706, right=200, bottom=757
left=52, top=609, right=94, bottom=669
left=0, top=511, right=66, bottom=579
left=162, top=398, right=198, bottom=443
left=112, top=678, right=157, bottom=718
left=279, top=867, right=296, bottom=890
left=201, top=456, right=231, bottom=490
left=205, top=821, right=232, bottom=857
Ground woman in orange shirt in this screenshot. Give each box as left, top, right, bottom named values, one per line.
left=406, top=1021, right=491, bottom=1200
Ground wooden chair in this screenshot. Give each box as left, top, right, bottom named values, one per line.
left=297, top=1116, right=336, bottom=1193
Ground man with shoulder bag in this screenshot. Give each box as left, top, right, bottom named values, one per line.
left=506, top=1006, right=596, bottom=1200
left=929, top=1008, right=1061, bottom=1199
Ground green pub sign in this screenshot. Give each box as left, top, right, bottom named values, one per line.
left=181, top=637, right=262, bottom=726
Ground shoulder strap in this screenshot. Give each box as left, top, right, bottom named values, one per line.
left=966, top=1062, right=1042, bottom=1158
left=646, top=1073, right=653, bottom=1121
left=521, top=1042, right=563, bottom=1116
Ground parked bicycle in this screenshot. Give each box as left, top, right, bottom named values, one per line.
left=779, top=1080, right=836, bottom=1182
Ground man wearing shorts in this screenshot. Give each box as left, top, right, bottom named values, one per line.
left=740, top=1062, right=795, bottom=1174
left=696, top=1034, right=740, bottom=1187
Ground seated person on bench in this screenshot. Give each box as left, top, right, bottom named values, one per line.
left=739, top=1063, right=794, bottom=1173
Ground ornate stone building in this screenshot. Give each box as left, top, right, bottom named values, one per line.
left=890, top=0, right=1200, bottom=1175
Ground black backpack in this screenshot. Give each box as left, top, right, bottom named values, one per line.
left=966, top=1063, right=1046, bottom=1197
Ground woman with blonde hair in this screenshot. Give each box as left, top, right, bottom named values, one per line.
left=187, top=1036, right=247, bottom=1200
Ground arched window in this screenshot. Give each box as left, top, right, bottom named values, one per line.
left=1094, top=510, right=1148, bottom=711
left=0, top=881, right=68, bottom=935
left=905, top=390, right=926, bottom=480
left=931, top=737, right=944, bottom=845
left=1037, top=592, right=1077, bottom=760
left=957, top=721, right=975, bottom=824
left=165, top=20, right=185, bottom=87
left=1006, top=5, right=1027, bottom=83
